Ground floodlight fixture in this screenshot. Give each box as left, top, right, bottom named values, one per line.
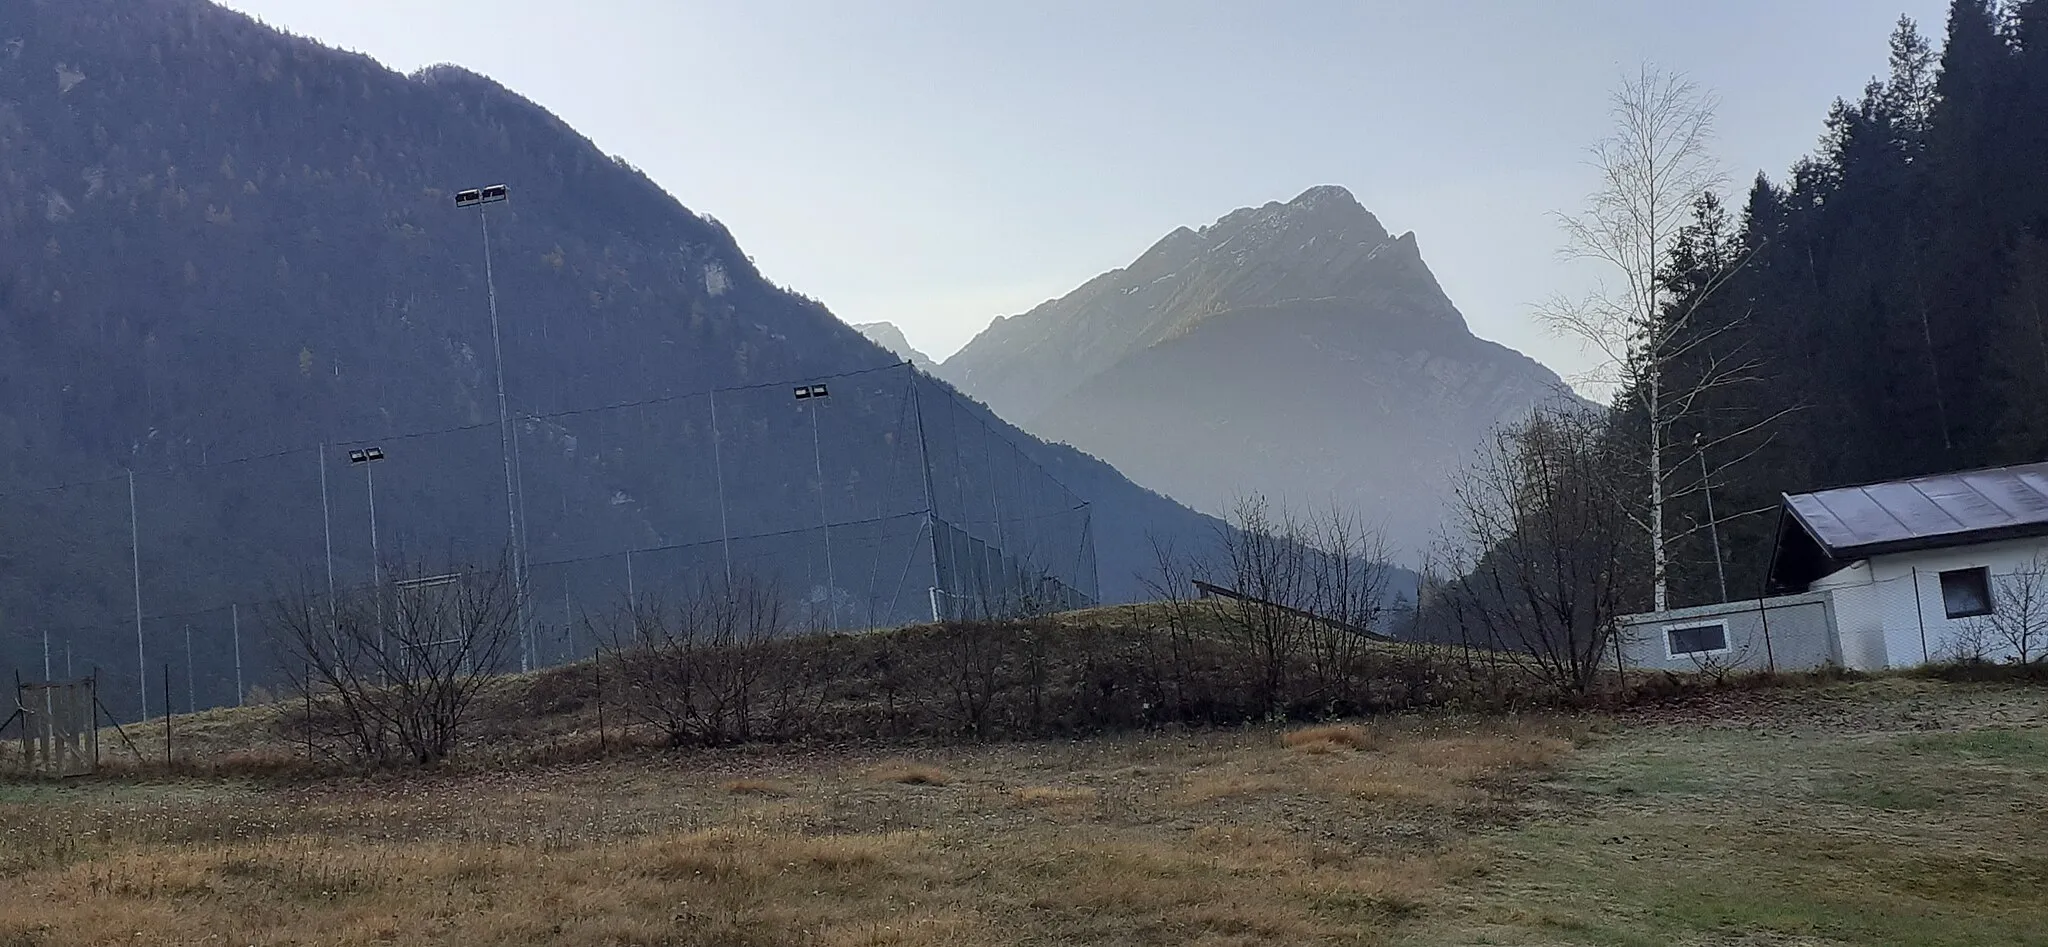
left=453, top=184, right=507, bottom=207
left=793, top=383, right=830, bottom=401
left=348, top=446, right=386, bottom=464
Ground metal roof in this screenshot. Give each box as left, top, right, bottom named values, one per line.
left=1783, top=461, right=2048, bottom=560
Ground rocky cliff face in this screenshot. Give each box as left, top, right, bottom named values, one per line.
left=940, top=186, right=1581, bottom=557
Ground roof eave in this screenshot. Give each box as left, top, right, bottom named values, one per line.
left=1822, top=521, right=2048, bottom=561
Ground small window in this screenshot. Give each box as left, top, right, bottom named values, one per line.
left=1666, top=622, right=1729, bottom=657
left=1940, top=567, right=1994, bottom=618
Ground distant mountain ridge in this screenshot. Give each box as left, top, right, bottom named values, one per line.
left=940, top=186, right=1581, bottom=557
left=853, top=322, right=937, bottom=372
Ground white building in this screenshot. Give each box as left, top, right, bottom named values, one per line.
left=1619, top=461, right=2048, bottom=673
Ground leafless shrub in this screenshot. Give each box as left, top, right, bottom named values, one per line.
left=1942, top=619, right=1999, bottom=665
left=941, top=621, right=1006, bottom=737
left=268, top=551, right=521, bottom=766
left=599, top=575, right=792, bottom=747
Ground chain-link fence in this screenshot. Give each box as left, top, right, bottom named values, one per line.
left=0, top=362, right=1098, bottom=721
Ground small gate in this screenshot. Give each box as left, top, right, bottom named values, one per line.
left=11, top=677, right=99, bottom=777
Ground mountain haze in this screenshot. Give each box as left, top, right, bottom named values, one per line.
left=942, top=187, right=1579, bottom=556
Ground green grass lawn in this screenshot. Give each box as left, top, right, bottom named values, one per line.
left=1412, top=680, right=2048, bottom=946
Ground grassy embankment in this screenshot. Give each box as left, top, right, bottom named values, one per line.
left=0, top=607, right=2043, bottom=945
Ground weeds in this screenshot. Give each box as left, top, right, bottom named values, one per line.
left=1283, top=724, right=1381, bottom=753
left=869, top=760, right=955, bottom=786
left=1012, top=786, right=1098, bottom=806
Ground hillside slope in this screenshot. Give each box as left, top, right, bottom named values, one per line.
left=0, top=0, right=1220, bottom=705
left=1030, top=297, right=1574, bottom=550
left=941, top=186, right=1580, bottom=555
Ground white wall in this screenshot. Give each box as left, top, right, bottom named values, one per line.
left=1809, top=536, right=2048, bottom=668
left=1616, top=591, right=1837, bottom=673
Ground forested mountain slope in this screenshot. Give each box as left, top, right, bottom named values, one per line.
left=1631, top=4, right=2048, bottom=606
left=0, top=0, right=1223, bottom=704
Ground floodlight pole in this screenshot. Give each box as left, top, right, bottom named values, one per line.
left=350, top=447, right=388, bottom=667
left=319, top=441, right=336, bottom=608
left=129, top=468, right=145, bottom=719
left=812, top=402, right=835, bottom=628
left=232, top=603, right=243, bottom=707
left=797, top=384, right=837, bottom=629
left=362, top=457, right=381, bottom=588
left=708, top=389, right=734, bottom=587
left=456, top=184, right=529, bottom=672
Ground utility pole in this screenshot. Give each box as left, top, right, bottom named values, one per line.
left=1697, top=432, right=1729, bottom=604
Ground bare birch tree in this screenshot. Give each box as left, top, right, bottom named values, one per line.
left=1543, top=65, right=1776, bottom=611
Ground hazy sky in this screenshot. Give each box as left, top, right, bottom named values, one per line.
left=219, top=0, right=1947, bottom=387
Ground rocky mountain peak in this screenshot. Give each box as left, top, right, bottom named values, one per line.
left=939, top=186, right=1470, bottom=426
left=936, top=186, right=1578, bottom=559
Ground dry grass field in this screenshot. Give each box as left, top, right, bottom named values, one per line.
left=0, top=677, right=2043, bottom=945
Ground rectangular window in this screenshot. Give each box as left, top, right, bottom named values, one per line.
left=1665, top=622, right=1729, bottom=658
left=1940, top=567, right=1994, bottom=618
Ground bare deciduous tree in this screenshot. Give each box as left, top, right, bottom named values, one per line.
left=1301, top=506, right=1392, bottom=711
left=271, top=552, right=521, bottom=765
left=1215, top=496, right=1312, bottom=717
left=1440, top=408, right=1645, bottom=696
left=1542, top=65, right=1779, bottom=611
left=1176, top=496, right=1398, bottom=718
left=1968, top=558, right=2048, bottom=664
left=1139, top=533, right=1203, bottom=721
